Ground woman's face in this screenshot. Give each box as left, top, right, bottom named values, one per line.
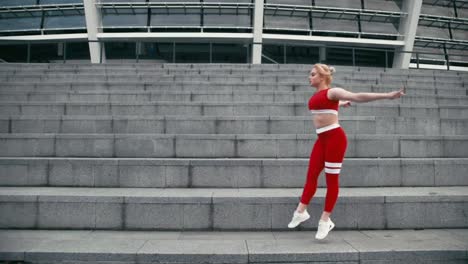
left=308, top=68, right=322, bottom=87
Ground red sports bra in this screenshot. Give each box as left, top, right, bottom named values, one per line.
left=308, top=88, right=339, bottom=115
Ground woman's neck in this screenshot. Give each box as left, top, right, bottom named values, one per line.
left=316, top=84, right=329, bottom=92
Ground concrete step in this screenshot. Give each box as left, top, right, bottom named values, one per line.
left=1, top=82, right=466, bottom=97
left=1, top=63, right=465, bottom=77
left=1, top=70, right=465, bottom=85
left=351, top=76, right=464, bottom=86
left=0, top=66, right=451, bottom=73
left=0, top=186, right=467, bottom=230
left=1, top=133, right=467, bottom=158
left=0, top=66, right=313, bottom=73
left=0, top=229, right=466, bottom=264
left=1, top=72, right=465, bottom=84
left=0, top=74, right=322, bottom=83
left=1, top=115, right=466, bottom=135
left=382, top=76, right=465, bottom=83
left=370, top=84, right=467, bottom=96
left=0, top=75, right=464, bottom=87
left=0, top=63, right=341, bottom=71
left=1, top=91, right=467, bottom=105
left=0, top=157, right=466, bottom=188
left=376, top=79, right=464, bottom=90
left=0, top=77, right=462, bottom=87
left=0, top=63, right=463, bottom=72
left=0, top=65, right=465, bottom=86
left=0, top=102, right=466, bottom=118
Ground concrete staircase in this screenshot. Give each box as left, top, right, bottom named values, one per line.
left=0, top=63, right=467, bottom=264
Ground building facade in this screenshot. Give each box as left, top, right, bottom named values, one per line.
left=0, top=0, right=467, bottom=70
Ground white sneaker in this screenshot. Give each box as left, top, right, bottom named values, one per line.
left=315, top=218, right=335, bottom=240
left=287, top=210, right=310, bottom=228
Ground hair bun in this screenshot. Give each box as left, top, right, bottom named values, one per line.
left=329, top=66, right=336, bottom=75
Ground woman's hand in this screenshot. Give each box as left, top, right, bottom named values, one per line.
left=339, top=100, right=352, bottom=107
left=387, top=87, right=405, bottom=99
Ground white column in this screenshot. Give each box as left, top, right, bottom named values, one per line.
left=83, top=0, right=106, bottom=63
left=252, top=0, right=264, bottom=64
left=393, top=0, right=422, bottom=69
left=319, top=46, right=326, bottom=62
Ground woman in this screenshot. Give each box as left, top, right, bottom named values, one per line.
left=287, top=64, right=405, bottom=240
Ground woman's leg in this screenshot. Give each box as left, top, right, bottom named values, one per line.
left=321, top=127, right=347, bottom=220
left=315, top=128, right=348, bottom=239
left=297, top=137, right=325, bottom=212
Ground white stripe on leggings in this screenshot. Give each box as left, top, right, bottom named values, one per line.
left=325, top=168, right=341, bottom=174
left=325, top=162, right=342, bottom=168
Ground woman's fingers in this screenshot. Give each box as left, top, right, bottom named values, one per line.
left=342, top=101, right=351, bottom=107
left=390, top=88, right=405, bottom=99
left=400, top=87, right=406, bottom=95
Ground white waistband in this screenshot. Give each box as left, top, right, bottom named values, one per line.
left=310, top=109, right=338, bottom=115
left=316, top=123, right=340, bottom=134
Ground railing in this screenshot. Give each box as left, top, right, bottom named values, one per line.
left=261, top=53, right=279, bottom=64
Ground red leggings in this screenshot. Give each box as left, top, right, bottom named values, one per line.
left=300, top=126, right=347, bottom=213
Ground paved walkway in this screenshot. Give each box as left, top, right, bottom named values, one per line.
left=1, top=229, right=467, bottom=263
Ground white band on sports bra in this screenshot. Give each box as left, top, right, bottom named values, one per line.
left=310, top=109, right=338, bottom=115
left=316, top=123, right=340, bottom=134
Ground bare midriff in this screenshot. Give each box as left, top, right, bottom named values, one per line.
left=313, top=113, right=339, bottom=129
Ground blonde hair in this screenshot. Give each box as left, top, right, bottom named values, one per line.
left=313, top=63, right=336, bottom=86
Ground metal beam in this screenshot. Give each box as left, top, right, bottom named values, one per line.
left=0, top=33, right=88, bottom=42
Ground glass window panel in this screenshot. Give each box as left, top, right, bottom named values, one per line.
left=212, top=43, right=248, bottom=63
left=458, top=7, right=468, bottom=18
left=175, top=43, right=209, bottom=63
left=138, top=42, right=174, bottom=63
left=452, top=29, right=468, bottom=41
left=366, top=16, right=398, bottom=23
left=421, top=3, right=454, bottom=16
left=312, top=18, right=358, bottom=32
left=447, top=49, right=468, bottom=63
left=266, top=0, right=311, bottom=5
left=364, top=0, right=401, bottom=12
left=100, top=0, right=146, bottom=2
left=105, top=42, right=137, bottom=59
left=286, top=46, right=319, bottom=64
left=151, top=8, right=201, bottom=27
left=412, top=46, right=445, bottom=60
left=30, top=43, right=64, bottom=63
left=204, top=8, right=251, bottom=27
left=44, top=11, right=86, bottom=29
left=102, top=8, right=147, bottom=27
left=40, top=0, right=83, bottom=4
left=0, top=0, right=36, bottom=7
left=264, top=10, right=309, bottom=30
left=326, top=47, right=353, bottom=65
left=361, top=21, right=398, bottom=35
left=0, top=13, right=42, bottom=31
left=262, top=44, right=284, bottom=64
left=205, top=0, right=251, bottom=3
left=148, top=0, right=200, bottom=2
left=66, top=42, right=90, bottom=61
left=322, top=13, right=356, bottom=20
left=354, top=49, right=388, bottom=67
left=315, top=0, right=361, bottom=9
left=416, top=25, right=450, bottom=39
left=0, top=44, right=28, bottom=62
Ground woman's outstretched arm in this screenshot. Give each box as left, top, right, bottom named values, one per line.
left=328, top=87, right=405, bottom=103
